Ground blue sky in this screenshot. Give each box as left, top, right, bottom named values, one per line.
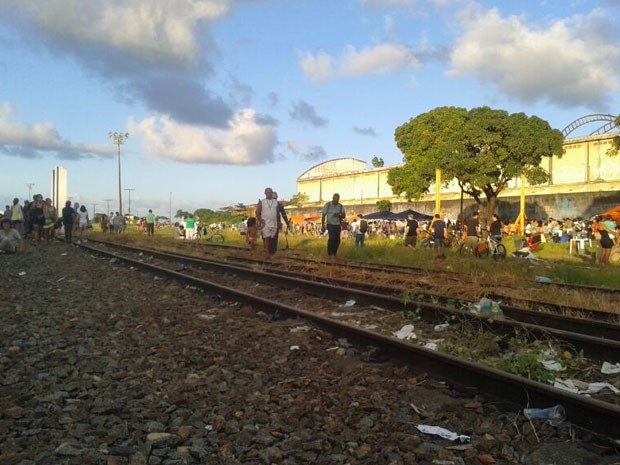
left=1, top=0, right=619, bottom=217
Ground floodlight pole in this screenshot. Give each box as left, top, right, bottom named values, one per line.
left=108, top=132, right=129, bottom=217
left=125, top=188, right=135, bottom=215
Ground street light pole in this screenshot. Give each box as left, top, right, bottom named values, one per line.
left=104, top=199, right=114, bottom=215
left=108, top=132, right=129, bottom=217
left=124, top=188, right=135, bottom=216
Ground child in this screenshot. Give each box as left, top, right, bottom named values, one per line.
left=246, top=217, right=258, bottom=251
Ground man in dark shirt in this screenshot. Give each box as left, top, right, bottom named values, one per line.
left=404, top=213, right=419, bottom=249
left=489, top=213, right=503, bottom=242
left=431, top=214, right=446, bottom=251
left=465, top=211, right=480, bottom=251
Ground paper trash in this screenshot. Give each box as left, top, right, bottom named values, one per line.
left=416, top=425, right=470, bottom=443
left=393, top=324, right=416, bottom=340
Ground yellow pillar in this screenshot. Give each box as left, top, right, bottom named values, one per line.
left=435, top=168, right=441, bottom=214
left=519, top=173, right=526, bottom=231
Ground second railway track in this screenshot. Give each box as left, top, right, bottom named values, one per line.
left=79, top=239, right=620, bottom=438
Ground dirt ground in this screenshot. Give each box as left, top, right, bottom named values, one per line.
left=1, top=240, right=617, bottom=465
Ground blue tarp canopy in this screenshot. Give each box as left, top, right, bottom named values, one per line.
left=362, top=209, right=433, bottom=221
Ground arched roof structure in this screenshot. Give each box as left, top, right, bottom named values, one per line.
left=297, top=158, right=368, bottom=180
left=562, top=114, right=617, bottom=138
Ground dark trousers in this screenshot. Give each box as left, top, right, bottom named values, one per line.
left=327, top=224, right=342, bottom=256
left=147, top=223, right=155, bottom=236
left=63, top=222, right=73, bottom=242
left=355, top=232, right=365, bottom=247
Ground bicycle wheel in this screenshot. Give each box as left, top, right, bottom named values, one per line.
left=210, top=233, right=224, bottom=243
left=493, top=243, right=507, bottom=260
left=193, top=232, right=201, bottom=241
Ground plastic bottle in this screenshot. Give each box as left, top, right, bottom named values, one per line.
left=523, top=405, right=566, bottom=426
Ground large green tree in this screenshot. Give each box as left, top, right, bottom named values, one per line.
left=388, top=106, right=564, bottom=217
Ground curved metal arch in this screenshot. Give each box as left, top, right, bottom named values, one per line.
left=562, top=114, right=616, bottom=138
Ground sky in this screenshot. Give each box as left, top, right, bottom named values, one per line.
left=1, top=0, right=619, bottom=217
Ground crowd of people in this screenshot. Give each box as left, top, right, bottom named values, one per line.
left=2, top=191, right=618, bottom=265
left=0, top=195, right=94, bottom=251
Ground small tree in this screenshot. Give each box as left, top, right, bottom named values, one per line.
left=376, top=200, right=392, bottom=212
left=371, top=156, right=385, bottom=167
left=289, top=192, right=309, bottom=207
left=388, top=106, right=564, bottom=218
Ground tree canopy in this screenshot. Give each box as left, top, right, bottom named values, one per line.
left=376, top=200, right=392, bottom=212
left=371, top=156, right=385, bottom=167
left=388, top=106, right=564, bottom=217
left=289, top=192, right=309, bottom=207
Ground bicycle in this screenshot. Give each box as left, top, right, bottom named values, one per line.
left=477, top=236, right=507, bottom=260
left=192, top=227, right=224, bottom=243
left=459, top=235, right=506, bottom=259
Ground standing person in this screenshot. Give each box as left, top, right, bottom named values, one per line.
left=246, top=217, right=258, bottom=252
left=256, top=187, right=279, bottom=256
left=76, top=205, right=89, bottom=240
left=0, top=218, right=22, bottom=254
left=184, top=214, right=196, bottom=239
left=465, top=211, right=480, bottom=253
left=321, top=193, right=346, bottom=257
left=61, top=201, right=74, bottom=243
left=355, top=214, right=368, bottom=248
left=239, top=217, right=247, bottom=238
left=146, top=209, right=155, bottom=236
left=598, top=219, right=615, bottom=266
left=430, top=214, right=446, bottom=252
left=29, top=194, right=46, bottom=243
left=3, top=205, right=10, bottom=220
left=42, top=198, right=57, bottom=242
left=404, top=213, right=419, bottom=249
left=10, top=198, right=24, bottom=236
left=270, top=192, right=289, bottom=254
left=489, top=213, right=503, bottom=242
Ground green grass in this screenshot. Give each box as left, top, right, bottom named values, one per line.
left=92, top=226, right=620, bottom=290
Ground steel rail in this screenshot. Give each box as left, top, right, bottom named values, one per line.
left=83, top=241, right=620, bottom=361
left=76, top=241, right=620, bottom=438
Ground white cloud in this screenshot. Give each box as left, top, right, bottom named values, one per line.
left=341, top=43, right=420, bottom=76
left=0, top=102, right=111, bottom=159
left=299, top=51, right=334, bottom=82
left=129, top=110, right=278, bottom=165
left=3, top=0, right=230, bottom=65
left=448, top=7, right=620, bottom=108
left=287, top=140, right=327, bottom=162
left=300, top=43, right=420, bottom=80
left=1, top=0, right=238, bottom=127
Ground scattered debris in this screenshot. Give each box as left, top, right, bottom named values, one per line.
left=392, top=324, right=416, bottom=340
left=523, top=405, right=566, bottom=426
left=416, top=424, right=470, bottom=443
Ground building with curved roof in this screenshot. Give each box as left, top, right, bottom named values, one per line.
left=296, top=133, right=620, bottom=220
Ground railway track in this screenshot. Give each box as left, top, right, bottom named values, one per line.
left=79, top=239, right=620, bottom=438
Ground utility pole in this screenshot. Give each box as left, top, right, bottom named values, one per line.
left=124, top=188, right=135, bottom=216
left=26, top=183, right=35, bottom=200
left=104, top=199, right=114, bottom=215
left=169, top=192, right=172, bottom=223
left=92, top=203, right=97, bottom=218
left=108, top=132, right=129, bottom=216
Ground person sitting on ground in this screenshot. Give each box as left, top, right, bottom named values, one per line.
left=0, top=218, right=23, bottom=254
left=173, top=222, right=185, bottom=240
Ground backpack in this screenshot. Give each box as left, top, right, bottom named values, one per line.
left=359, top=219, right=368, bottom=233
